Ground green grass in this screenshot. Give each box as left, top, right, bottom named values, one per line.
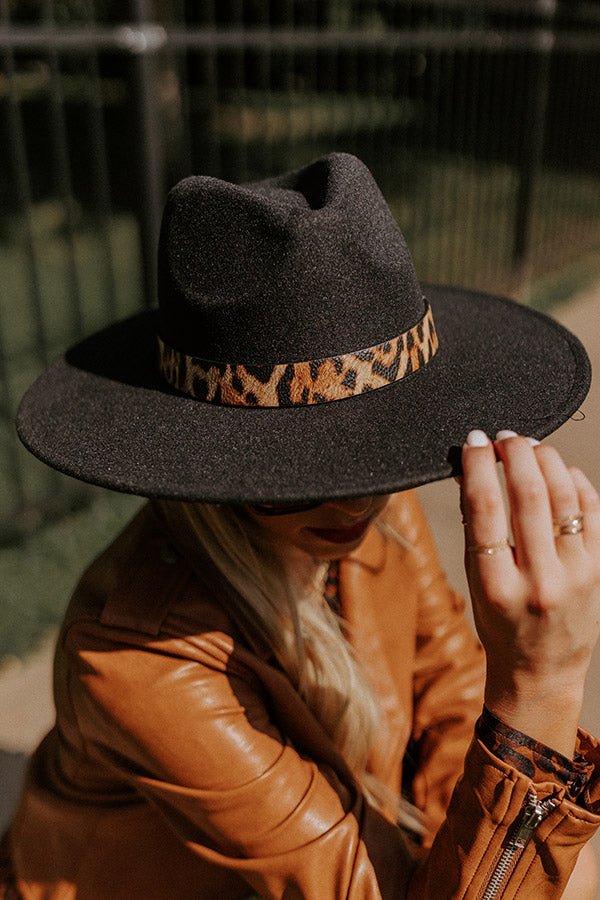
left=0, top=203, right=143, bottom=360
left=385, top=153, right=600, bottom=301
left=1, top=205, right=145, bottom=664
left=1, top=206, right=143, bottom=523
left=214, top=90, right=417, bottom=142
left=528, top=246, right=600, bottom=312
left=0, top=488, right=142, bottom=663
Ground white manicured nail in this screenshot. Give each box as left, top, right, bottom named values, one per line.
left=466, top=430, right=489, bottom=447
left=526, top=437, right=540, bottom=446
left=495, top=430, right=518, bottom=441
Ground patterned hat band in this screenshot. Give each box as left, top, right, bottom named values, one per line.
left=158, top=302, right=439, bottom=408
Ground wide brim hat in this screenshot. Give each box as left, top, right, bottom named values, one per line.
left=16, top=153, right=590, bottom=504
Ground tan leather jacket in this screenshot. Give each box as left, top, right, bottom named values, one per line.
left=8, top=492, right=600, bottom=898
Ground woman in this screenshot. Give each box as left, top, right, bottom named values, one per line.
left=5, top=152, right=600, bottom=898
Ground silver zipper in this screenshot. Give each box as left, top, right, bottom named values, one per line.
left=478, top=789, right=559, bottom=900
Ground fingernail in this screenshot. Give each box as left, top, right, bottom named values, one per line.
left=526, top=437, right=540, bottom=446
left=495, top=429, right=518, bottom=441
left=465, top=429, right=489, bottom=447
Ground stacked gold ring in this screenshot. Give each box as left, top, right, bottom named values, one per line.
left=466, top=538, right=511, bottom=556
left=463, top=513, right=584, bottom=556
left=553, top=513, right=584, bottom=537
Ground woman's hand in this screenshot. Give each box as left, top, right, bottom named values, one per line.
left=460, top=429, right=600, bottom=757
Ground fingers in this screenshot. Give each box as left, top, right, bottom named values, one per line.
left=462, top=429, right=599, bottom=577
left=460, top=430, right=508, bottom=544
left=570, top=466, right=600, bottom=556
left=462, top=432, right=600, bottom=747
left=534, top=445, right=585, bottom=559
left=460, top=430, right=515, bottom=588
left=493, top=434, right=557, bottom=573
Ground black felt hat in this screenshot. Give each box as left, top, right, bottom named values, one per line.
left=16, top=152, right=591, bottom=503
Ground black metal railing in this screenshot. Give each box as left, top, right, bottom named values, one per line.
left=1, top=0, right=599, bottom=536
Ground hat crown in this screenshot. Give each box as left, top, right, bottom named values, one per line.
left=157, top=153, right=425, bottom=364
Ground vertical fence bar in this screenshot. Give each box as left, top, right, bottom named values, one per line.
left=0, top=303, right=25, bottom=519
left=496, top=46, right=519, bottom=291
left=193, top=0, right=222, bottom=178
left=79, top=0, right=119, bottom=326
left=0, top=2, right=49, bottom=370
left=246, top=0, right=273, bottom=178
left=167, top=0, right=193, bottom=187
left=173, top=40, right=193, bottom=186
left=409, top=13, right=431, bottom=268
left=280, top=0, right=297, bottom=173
left=126, top=0, right=166, bottom=308
left=512, top=15, right=555, bottom=273
left=41, top=0, right=85, bottom=344
left=0, top=0, right=52, bottom=522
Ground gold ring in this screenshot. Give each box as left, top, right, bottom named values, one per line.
left=466, top=538, right=511, bottom=556
left=553, top=513, right=584, bottom=537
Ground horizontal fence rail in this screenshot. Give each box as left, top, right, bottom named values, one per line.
left=2, top=25, right=600, bottom=52
left=1, top=0, right=599, bottom=538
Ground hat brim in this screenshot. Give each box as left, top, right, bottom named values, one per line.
left=16, top=286, right=591, bottom=503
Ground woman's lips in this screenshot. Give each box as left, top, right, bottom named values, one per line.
left=306, top=517, right=372, bottom=544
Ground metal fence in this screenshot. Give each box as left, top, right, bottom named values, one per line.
left=1, top=0, right=600, bottom=537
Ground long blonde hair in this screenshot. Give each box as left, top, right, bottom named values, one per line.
left=155, top=498, right=423, bottom=834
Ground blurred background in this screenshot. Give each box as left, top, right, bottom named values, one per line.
left=1, top=0, right=600, bottom=857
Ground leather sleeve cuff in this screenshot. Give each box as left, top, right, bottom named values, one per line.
left=476, top=705, right=594, bottom=804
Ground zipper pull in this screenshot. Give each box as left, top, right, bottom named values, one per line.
left=511, top=791, right=557, bottom=849
left=478, top=789, right=559, bottom=899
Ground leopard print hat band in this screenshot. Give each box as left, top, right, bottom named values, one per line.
left=158, top=301, right=438, bottom=408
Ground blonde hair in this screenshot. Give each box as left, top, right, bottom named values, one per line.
left=155, top=498, right=423, bottom=834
